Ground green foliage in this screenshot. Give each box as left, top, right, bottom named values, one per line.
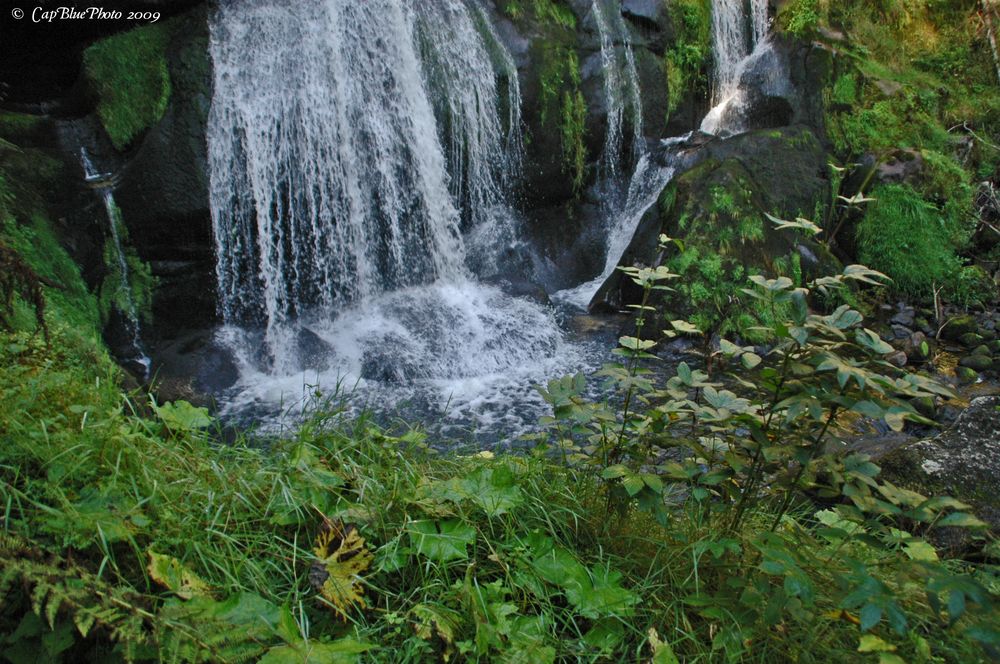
left=84, top=22, right=172, bottom=150
left=538, top=45, right=587, bottom=194
left=778, top=0, right=821, bottom=37
left=96, top=201, right=156, bottom=327
left=503, top=0, right=576, bottom=28
left=831, top=74, right=857, bottom=106
left=536, top=243, right=999, bottom=660
left=857, top=183, right=969, bottom=298
left=663, top=0, right=711, bottom=119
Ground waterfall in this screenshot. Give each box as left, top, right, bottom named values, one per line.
left=553, top=138, right=686, bottom=309
left=701, top=0, right=773, bottom=135
left=547, top=0, right=661, bottom=310
left=414, top=0, right=525, bottom=274
left=209, top=0, right=532, bottom=371
left=80, top=149, right=150, bottom=378
left=208, top=0, right=590, bottom=438
left=708, top=0, right=769, bottom=104
left=590, top=0, right=644, bottom=185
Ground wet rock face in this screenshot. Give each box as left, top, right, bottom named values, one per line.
left=880, top=397, right=1000, bottom=533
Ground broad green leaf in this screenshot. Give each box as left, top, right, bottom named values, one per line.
left=670, top=320, right=701, bottom=335
left=152, top=399, right=214, bottom=432
left=843, top=264, right=890, bottom=285
left=903, top=541, right=938, bottom=562
left=765, top=212, right=822, bottom=235
left=619, top=336, right=656, bottom=352
left=259, top=638, right=374, bottom=664
left=936, top=513, right=988, bottom=528
left=565, top=566, right=639, bottom=619
left=407, top=520, right=476, bottom=561
left=860, top=603, right=882, bottom=631
left=463, top=467, right=524, bottom=517
left=622, top=474, right=645, bottom=497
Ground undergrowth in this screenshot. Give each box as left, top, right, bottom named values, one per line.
left=1, top=224, right=998, bottom=662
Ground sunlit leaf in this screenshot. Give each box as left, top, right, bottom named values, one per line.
left=311, top=517, right=374, bottom=618
left=147, top=551, right=211, bottom=600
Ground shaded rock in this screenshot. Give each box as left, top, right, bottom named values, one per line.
left=902, top=331, right=930, bottom=363
left=622, top=0, right=663, bottom=26
left=150, top=329, right=239, bottom=408
left=959, top=332, right=984, bottom=348
left=890, top=305, right=915, bottom=328
left=940, top=314, right=978, bottom=341
left=960, top=355, right=993, bottom=372
left=886, top=351, right=908, bottom=368
left=879, top=397, right=1000, bottom=535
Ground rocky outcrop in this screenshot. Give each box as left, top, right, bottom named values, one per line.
left=112, top=5, right=215, bottom=336
left=879, top=396, right=1000, bottom=534
left=591, top=125, right=833, bottom=313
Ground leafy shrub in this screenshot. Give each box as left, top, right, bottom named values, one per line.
left=536, top=231, right=999, bottom=660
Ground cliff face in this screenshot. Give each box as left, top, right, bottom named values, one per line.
left=1, top=1, right=997, bottom=364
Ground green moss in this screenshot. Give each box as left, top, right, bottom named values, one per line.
left=1, top=128, right=100, bottom=337
left=84, top=22, right=172, bottom=150
left=538, top=45, right=587, bottom=194
left=0, top=113, right=43, bottom=139
left=663, top=0, right=711, bottom=119
left=830, top=74, right=857, bottom=106
left=1, top=214, right=100, bottom=335
left=503, top=0, right=576, bottom=28
left=857, top=183, right=966, bottom=298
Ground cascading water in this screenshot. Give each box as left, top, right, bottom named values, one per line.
left=550, top=0, right=671, bottom=310
left=208, top=0, right=598, bottom=440
left=553, top=138, right=686, bottom=309
left=701, top=0, right=777, bottom=135
left=414, top=0, right=526, bottom=275
left=590, top=0, right=644, bottom=186
left=80, top=148, right=150, bottom=378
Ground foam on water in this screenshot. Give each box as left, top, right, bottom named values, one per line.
left=218, top=280, right=603, bottom=442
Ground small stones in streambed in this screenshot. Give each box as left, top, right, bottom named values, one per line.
left=886, top=350, right=908, bottom=368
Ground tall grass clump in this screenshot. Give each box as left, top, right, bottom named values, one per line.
left=856, top=184, right=966, bottom=298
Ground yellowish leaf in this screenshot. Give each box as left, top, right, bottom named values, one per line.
left=147, top=551, right=211, bottom=600
left=310, top=517, right=373, bottom=619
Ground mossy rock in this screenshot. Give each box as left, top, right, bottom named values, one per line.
left=635, top=126, right=832, bottom=338
left=959, top=354, right=993, bottom=373
left=84, top=22, right=173, bottom=151
left=941, top=315, right=979, bottom=341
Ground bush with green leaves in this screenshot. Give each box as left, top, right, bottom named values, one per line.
left=535, top=226, right=1000, bottom=661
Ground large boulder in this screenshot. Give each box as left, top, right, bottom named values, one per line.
left=112, top=5, right=216, bottom=335
left=590, top=125, right=832, bottom=314
left=879, top=397, right=1000, bottom=533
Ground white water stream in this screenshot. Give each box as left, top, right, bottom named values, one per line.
left=80, top=148, right=150, bottom=378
